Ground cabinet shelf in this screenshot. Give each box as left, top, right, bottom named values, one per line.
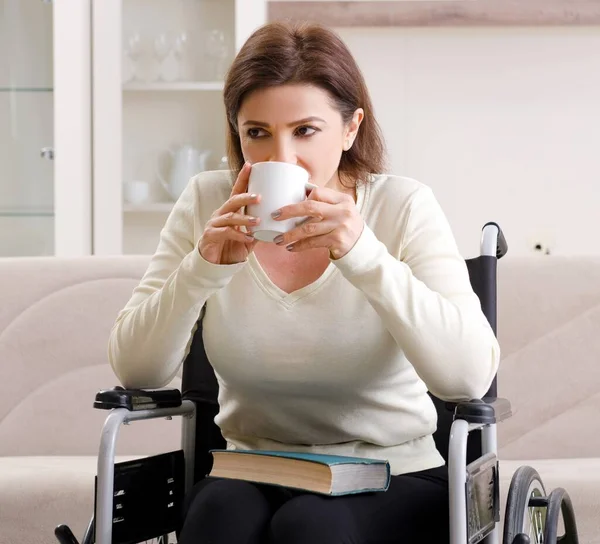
left=0, top=208, right=54, bottom=218
left=123, top=202, right=174, bottom=213
left=123, top=81, right=224, bottom=92
left=0, top=87, right=53, bottom=93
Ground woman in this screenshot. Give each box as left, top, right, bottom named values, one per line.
left=109, top=21, right=500, bottom=544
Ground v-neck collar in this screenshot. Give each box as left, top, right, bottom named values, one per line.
left=248, top=253, right=337, bottom=306
left=246, top=181, right=370, bottom=307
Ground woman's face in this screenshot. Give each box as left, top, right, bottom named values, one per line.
left=237, top=84, right=363, bottom=189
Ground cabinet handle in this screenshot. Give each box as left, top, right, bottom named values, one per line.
left=41, top=147, right=55, bottom=160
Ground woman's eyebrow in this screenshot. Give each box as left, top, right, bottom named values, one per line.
left=241, top=116, right=327, bottom=128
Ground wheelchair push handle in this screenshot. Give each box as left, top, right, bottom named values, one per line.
left=482, top=222, right=508, bottom=259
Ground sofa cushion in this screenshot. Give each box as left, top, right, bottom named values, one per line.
left=497, top=304, right=600, bottom=460
left=496, top=257, right=600, bottom=461
left=0, top=255, right=186, bottom=457
left=0, top=363, right=181, bottom=457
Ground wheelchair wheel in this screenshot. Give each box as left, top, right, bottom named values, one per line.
left=503, top=466, right=547, bottom=544
left=543, top=488, right=579, bottom=544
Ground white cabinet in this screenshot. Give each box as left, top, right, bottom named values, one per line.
left=0, top=0, right=92, bottom=257
left=92, top=0, right=267, bottom=255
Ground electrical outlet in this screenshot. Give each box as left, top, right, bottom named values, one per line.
left=533, top=242, right=551, bottom=255
left=527, top=231, right=556, bottom=255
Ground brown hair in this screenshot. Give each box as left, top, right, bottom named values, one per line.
left=223, top=21, right=387, bottom=187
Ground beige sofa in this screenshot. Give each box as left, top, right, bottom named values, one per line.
left=0, top=255, right=599, bottom=543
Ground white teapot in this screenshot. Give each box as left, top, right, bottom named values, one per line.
left=157, top=145, right=212, bottom=200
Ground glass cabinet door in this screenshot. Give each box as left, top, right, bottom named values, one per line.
left=0, top=0, right=92, bottom=257
left=0, top=0, right=55, bottom=256
left=92, top=0, right=266, bottom=255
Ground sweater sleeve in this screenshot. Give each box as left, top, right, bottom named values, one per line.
left=333, top=186, right=500, bottom=401
left=108, top=178, right=246, bottom=389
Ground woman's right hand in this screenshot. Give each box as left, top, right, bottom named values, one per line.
left=198, top=162, right=261, bottom=265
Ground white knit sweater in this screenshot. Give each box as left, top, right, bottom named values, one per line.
left=108, top=170, right=500, bottom=475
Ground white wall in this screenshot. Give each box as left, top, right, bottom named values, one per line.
left=337, top=26, right=600, bottom=257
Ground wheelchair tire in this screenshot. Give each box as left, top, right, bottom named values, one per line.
left=503, top=466, right=547, bottom=544
left=544, top=488, right=579, bottom=544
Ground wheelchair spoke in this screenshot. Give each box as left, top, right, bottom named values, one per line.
left=528, top=503, right=545, bottom=544
left=525, top=491, right=546, bottom=544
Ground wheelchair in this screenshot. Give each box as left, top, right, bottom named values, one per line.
left=55, top=222, right=580, bottom=544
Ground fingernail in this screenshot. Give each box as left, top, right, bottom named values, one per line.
left=250, top=193, right=258, bottom=199
left=286, top=244, right=294, bottom=251
left=245, top=234, right=255, bottom=242
left=271, top=210, right=281, bottom=219
left=249, top=217, right=259, bottom=224
left=273, top=235, right=284, bottom=244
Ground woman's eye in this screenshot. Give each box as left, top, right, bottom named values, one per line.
left=296, top=126, right=317, bottom=137
left=246, top=126, right=318, bottom=139
left=247, top=128, right=267, bottom=139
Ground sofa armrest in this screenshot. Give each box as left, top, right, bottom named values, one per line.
left=93, top=386, right=182, bottom=411
left=453, top=397, right=512, bottom=425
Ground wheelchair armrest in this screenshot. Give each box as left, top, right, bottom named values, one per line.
left=93, top=386, right=182, bottom=411
left=453, top=397, right=512, bottom=425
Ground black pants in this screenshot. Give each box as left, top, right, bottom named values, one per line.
left=178, top=464, right=449, bottom=544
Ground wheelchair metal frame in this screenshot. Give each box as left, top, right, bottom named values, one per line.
left=449, top=223, right=504, bottom=544
left=449, top=417, right=499, bottom=544
left=85, top=223, right=507, bottom=544
left=94, top=402, right=197, bottom=544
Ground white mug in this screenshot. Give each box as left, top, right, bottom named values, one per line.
left=246, top=162, right=316, bottom=242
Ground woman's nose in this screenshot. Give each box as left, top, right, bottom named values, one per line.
left=269, top=139, right=296, bottom=164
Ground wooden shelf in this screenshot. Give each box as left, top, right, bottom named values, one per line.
left=268, top=0, right=600, bottom=26
left=123, top=81, right=224, bottom=92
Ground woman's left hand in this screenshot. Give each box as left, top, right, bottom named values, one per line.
left=272, top=187, right=364, bottom=259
